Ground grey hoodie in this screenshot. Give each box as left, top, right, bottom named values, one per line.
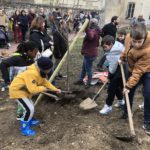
left=106, top=41, right=125, bottom=74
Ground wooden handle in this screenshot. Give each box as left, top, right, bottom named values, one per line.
left=120, top=63, right=136, bottom=136
left=34, top=92, right=59, bottom=106
left=41, top=92, right=58, bottom=99
left=93, top=81, right=108, bottom=100
left=34, top=19, right=89, bottom=106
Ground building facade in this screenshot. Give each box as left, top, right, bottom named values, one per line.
left=1, top=0, right=149, bottom=25
left=104, top=0, right=150, bottom=25
left=34, top=0, right=105, bottom=10
left=34, top=0, right=150, bottom=24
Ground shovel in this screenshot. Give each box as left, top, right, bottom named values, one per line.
left=48, top=90, right=77, bottom=97
left=115, top=63, right=136, bottom=142
left=41, top=92, right=61, bottom=101
left=79, top=81, right=108, bottom=110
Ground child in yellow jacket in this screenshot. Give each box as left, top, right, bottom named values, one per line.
left=9, top=57, right=61, bottom=136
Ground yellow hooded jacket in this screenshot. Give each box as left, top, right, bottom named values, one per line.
left=9, top=64, right=58, bottom=99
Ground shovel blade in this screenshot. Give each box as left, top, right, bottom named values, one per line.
left=113, top=132, right=135, bottom=142
left=79, top=98, right=98, bottom=110
left=115, top=135, right=134, bottom=142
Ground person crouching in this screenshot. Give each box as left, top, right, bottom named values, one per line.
left=9, top=57, right=61, bottom=136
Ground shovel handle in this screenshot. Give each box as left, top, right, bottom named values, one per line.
left=41, top=92, right=60, bottom=101
left=120, top=63, right=136, bottom=136
left=61, top=90, right=72, bottom=94
left=46, top=89, right=72, bottom=94
left=93, top=81, right=108, bottom=100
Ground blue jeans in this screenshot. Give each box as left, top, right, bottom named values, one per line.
left=80, top=56, right=96, bottom=84
left=124, top=72, right=150, bottom=125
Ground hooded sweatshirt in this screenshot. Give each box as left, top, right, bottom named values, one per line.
left=9, top=64, right=58, bottom=99
left=81, top=24, right=102, bottom=57
left=106, top=41, right=125, bottom=74
left=120, top=31, right=150, bottom=89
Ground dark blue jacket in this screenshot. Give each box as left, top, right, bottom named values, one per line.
left=20, top=15, right=28, bottom=30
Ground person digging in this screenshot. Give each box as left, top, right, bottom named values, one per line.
left=9, top=57, right=61, bottom=136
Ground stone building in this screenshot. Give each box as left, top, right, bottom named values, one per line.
left=34, top=0, right=150, bottom=24
left=1, top=0, right=150, bottom=25
left=105, top=0, right=150, bottom=25
left=34, top=0, right=105, bottom=10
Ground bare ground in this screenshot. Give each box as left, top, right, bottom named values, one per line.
left=0, top=39, right=150, bottom=150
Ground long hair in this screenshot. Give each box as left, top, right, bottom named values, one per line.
left=30, top=16, right=44, bottom=31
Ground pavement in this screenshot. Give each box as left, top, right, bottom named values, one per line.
left=0, top=43, right=17, bottom=58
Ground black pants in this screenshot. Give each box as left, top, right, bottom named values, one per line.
left=21, top=28, right=27, bottom=41
left=17, top=98, right=34, bottom=122
left=0, top=62, right=10, bottom=84
left=106, top=70, right=123, bottom=106
left=97, top=55, right=106, bottom=68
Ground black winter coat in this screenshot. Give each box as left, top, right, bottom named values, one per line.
left=53, top=29, right=68, bottom=59
left=20, top=15, right=29, bottom=30
left=29, top=29, right=51, bottom=53
left=102, top=23, right=117, bottom=39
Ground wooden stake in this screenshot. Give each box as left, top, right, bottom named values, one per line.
left=34, top=19, right=89, bottom=106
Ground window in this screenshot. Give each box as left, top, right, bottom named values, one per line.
left=126, top=2, right=135, bottom=19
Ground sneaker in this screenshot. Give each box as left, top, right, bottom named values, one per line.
left=1, top=83, right=9, bottom=91
left=1, top=87, right=5, bottom=92
left=7, top=43, right=11, bottom=48
left=99, top=104, right=112, bottom=115
left=114, top=99, right=125, bottom=108
left=142, top=124, right=150, bottom=135
left=139, top=103, right=144, bottom=111
left=74, top=80, right=84, bottom=85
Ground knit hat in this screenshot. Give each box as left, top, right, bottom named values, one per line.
left=37, top=57, right=53, bottom=70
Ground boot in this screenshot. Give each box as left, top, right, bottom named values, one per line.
left=20, top=120, right=36, bottom=136
left=30, top=118, right=40, bottom=126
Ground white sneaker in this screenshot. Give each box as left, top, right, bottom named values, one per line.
left=99, top=104, right=112, bottom=115
left=7, top=43, right=11, bottom=48
left=139, top=103, right=144, bottom=110
left=114, top=99, right=125, bottom=108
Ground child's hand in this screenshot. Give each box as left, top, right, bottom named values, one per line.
left=123, top=88, right=130, bottom=94
left=55, top=89, right=61, bottom=94
left=49, top=41, right=54, bottom=46
left=118, top=59, right=122, bottom=65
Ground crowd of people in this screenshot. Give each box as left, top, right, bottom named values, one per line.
left=0, top=7, right=150, bottom=137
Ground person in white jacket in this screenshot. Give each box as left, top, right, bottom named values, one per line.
left=99, top=35, right=125, bottom=115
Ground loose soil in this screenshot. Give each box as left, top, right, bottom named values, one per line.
left=0, top=39, right=150, bottom=150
